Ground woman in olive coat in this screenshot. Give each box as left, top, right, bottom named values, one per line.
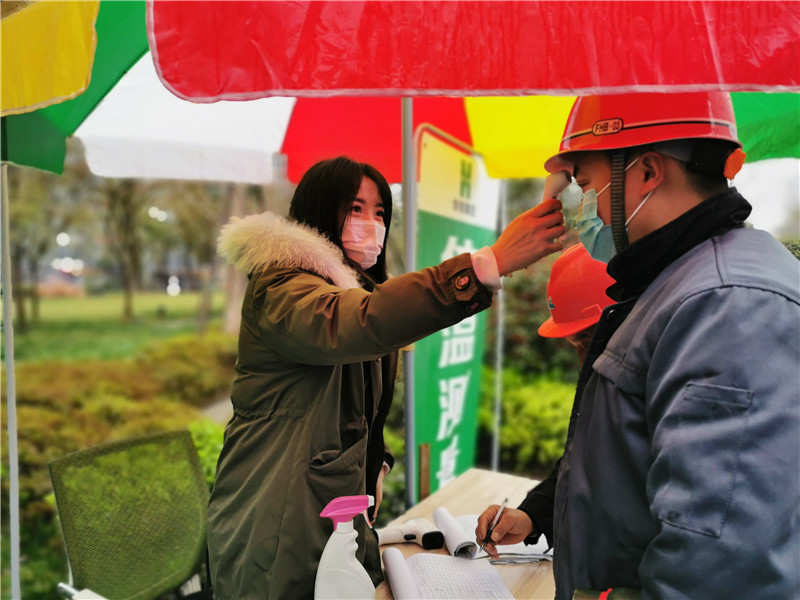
left=208, top=157, right=564, bottom=599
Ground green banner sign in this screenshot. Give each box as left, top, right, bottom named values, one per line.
left=412, top=129, right=499, bottom=501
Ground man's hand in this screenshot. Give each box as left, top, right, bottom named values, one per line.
left=475, top=506, right=534, bottom=559
left=490, top=198, right=565, bottom=276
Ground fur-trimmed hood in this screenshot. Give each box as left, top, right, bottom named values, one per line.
left=217, top=211, right=361, bottom=290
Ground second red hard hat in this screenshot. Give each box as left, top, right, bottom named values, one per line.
left=538, top=243, right=616, bottom=339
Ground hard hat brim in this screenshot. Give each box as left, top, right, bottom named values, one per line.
left=538, top=314, right=602, bottom=339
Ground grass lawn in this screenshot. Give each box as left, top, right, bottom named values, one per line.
left=4, top=291, right=226, bottom=363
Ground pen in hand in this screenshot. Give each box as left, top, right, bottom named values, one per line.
left=480, top=498, right=508, bottom=552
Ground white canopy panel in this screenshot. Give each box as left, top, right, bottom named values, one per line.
left=75, top=54, right=296, bottom=184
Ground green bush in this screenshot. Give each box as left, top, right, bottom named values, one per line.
left=2, top=391, right=207, bottom=522
left=477, top=367, right=575, bottom=476
left=376, top=423, right=407, bottom=528
left=484, top=255, right=582, bottom=386
left=6, top=517, right=65, bottom=599
left=136, top=331, right=237, bottom=407
left=783, top=239, right=800, bottom=260
left=188, top=419, right=225, bottom=490
left=1, top=332, right=236, bottom=599
left=3, top=360, right=162, bottom=408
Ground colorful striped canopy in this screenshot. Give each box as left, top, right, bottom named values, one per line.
left=1, top=0, right=799, bottom=180
left=148, top=0, right=800, bottom=100
left=1, top=1, right=147, bottom=173
left=0, top=1, right=100, bottom=116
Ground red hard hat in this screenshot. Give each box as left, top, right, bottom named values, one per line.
left=545, top=91, right=742, bottom=174
left=538, top=244, right=616, bottom=339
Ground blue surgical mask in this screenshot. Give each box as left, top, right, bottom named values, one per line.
left=575, top=156, right=643, bottom=263
left=576, top=185, right=616, bottom=263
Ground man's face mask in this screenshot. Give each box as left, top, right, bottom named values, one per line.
left=575, top=156, right=653, bottom=262
left=576, top=186, right=616, bottom=263
left=341, top=219, right=386, bottom=269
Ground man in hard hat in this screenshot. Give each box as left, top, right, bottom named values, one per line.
left=480, top=243, right=616, bottom=554
left=477, top=92, right=800, bottom=599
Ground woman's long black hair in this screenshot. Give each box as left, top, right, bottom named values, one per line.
left=289, top=156, right=393, bottom=284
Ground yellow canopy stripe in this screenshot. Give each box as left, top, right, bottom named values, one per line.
left=1, top=0, right=100, bottom=116
left=466, top=96, right=575, bottom=179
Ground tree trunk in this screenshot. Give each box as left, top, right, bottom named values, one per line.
left=27, top=256, right=40, bottom=324
left=10, top=243, right=28, bottom=333
left=120, top=259, right=135, bottom=322
left=105, top=179, right=141, bottom=322
left=196, top=260, right=216, bottom=336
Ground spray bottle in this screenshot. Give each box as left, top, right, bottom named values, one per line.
left=314, top=495, right=375, bottom=600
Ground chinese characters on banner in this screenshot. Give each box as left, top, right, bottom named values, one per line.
left=413, top=128, right=500, bottom=501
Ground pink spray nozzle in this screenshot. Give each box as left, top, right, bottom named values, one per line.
left=320, top=495, right=374, bottom=529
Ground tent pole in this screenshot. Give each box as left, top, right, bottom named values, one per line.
left=401, top=97, right=417, bottom=508
left=1, top=163, right=22, bottom=599
left=491, top=181, right=508, bottom=471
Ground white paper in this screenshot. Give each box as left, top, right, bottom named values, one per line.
left=455, top=514, right=552, bottom=561
left=383, top=547, right=514, bottom=600
left=383, top=547, right=423, bottom=600
left=433, top=507, right=477, bottom=559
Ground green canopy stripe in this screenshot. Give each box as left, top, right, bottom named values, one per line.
left=0, top=0, right=147, bottom=173
left=732, top=93, right=800, bottom=162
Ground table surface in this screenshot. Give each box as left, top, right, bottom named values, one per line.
left=375, top=468, right=555, bottom=600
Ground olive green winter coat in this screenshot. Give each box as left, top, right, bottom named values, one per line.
left=209, top=212, right=493, bottom=599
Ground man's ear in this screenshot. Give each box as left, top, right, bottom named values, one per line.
left=640, top=151, right=666, bottom=189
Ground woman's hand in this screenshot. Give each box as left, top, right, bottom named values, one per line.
left=490, top=198, right=565, bottom=276
left=371, top=463, right=391, bottom=526
left=475, top=506, right=534, bottom=559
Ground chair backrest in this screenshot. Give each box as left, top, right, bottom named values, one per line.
left=49, top=430, right=210, bottom=600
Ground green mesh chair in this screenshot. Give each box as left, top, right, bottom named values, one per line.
left=49, top=430, right=210, bottom=600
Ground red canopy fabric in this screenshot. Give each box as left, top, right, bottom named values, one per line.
left=148, top=0, right=800, bottom=102
left=281, top=97, right=472, bottom=182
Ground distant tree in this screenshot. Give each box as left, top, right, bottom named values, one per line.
left=103, top=178, right=144, bottom=322
left=219, top=183, right=267, bottom=335
left=226, top=179, right=295, bottom=334
left=7, top=141, right=98, bottom=328
left=144, top=179, right=229, bottom=333
left=137, top=177, right=291, bottom=335
left=7, top=165, right=42, bottom=331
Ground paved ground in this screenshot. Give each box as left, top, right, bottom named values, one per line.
left=203, top=397, right=233, bottom=425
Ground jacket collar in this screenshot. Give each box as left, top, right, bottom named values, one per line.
left=607, top=187, right=752, bottom=300
left=217, top=211, right=362, bottom=290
